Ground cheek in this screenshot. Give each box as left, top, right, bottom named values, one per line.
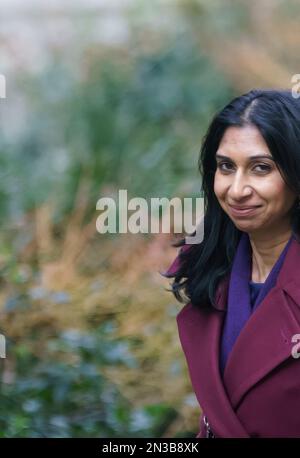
left=275, top=185, right=296, bottom=209
left=259, top=179, right=295, bottom=210
left=262, top=176, right=288, bottom=199
left=213, top=172, right=225, bottom=198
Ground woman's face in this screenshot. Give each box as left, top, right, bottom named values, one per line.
left=213, top=125, right=298, bottom=235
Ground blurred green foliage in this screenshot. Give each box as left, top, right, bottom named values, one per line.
left=0, top=326, right=178, bottom=437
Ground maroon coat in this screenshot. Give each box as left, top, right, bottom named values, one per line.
left=172, top=237, right=300, bottom=437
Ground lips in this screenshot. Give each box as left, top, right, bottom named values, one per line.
left=229, top=205, right=261, bottom=210
left=228, top=204, right=262, bottom=217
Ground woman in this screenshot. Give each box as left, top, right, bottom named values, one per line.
left=164, top=89, right=300, bottom=438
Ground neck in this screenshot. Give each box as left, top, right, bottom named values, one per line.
left=249, top=228, right=293, bottom=283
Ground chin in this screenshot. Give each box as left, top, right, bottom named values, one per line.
left=233, top=221, right=263, bottom=231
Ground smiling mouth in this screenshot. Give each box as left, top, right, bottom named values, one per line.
left=228, top=205, right=262, bottom=217
left=229, top=205, right=261, bottom=210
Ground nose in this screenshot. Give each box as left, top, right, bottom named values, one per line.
left=228, top=170, right=253, bottom=201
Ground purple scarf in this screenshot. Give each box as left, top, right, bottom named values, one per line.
left=220, top=231, right=294, bottom=375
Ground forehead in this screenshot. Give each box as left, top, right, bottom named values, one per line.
left=216, top=125, right=272, bottom=158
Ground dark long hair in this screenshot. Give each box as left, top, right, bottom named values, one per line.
left=164, top=89, right=300, bottom=312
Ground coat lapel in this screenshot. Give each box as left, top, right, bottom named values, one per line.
left=176, top=236, right=300, bottom=437
left=223, top=236, right=300, bottom=409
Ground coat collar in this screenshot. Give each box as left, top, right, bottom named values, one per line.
left=176, top=236, right=300, bottom=437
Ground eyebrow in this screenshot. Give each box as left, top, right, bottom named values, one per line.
left=216, top=154, right=275, bottom=161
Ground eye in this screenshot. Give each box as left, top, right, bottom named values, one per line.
left=217, top=162, right=233, bottom=171
left=253, top=164, right=271, bottom=173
